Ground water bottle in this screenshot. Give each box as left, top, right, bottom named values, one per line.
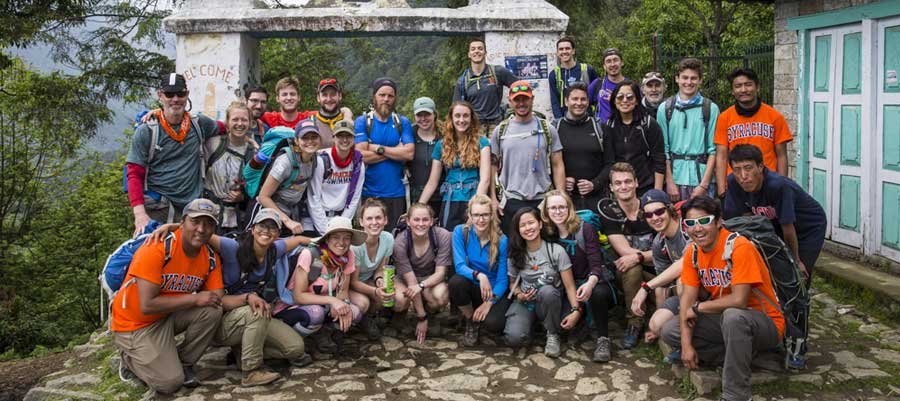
left=248, top=151, right=269, bottom=170
left=598, top=233, right=612, bottom=252
left=382, top=265, right=396, bottom=308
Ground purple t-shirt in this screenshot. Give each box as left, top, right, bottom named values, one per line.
left=588, top=76, right=624, bottom=124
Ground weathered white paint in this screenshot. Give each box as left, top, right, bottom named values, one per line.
left=175, top=33, right=259, bottom=120
left=486, top=31, right=560, bottom=118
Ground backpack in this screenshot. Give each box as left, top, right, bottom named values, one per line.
left=393, top=217, right=439, bottom=263
left=606, top=114, right=654, bottom=158
left=552, top=63, right=589, bottom=107
left=243, top=127, right=333, bottom=199
left=662, top=96, right=712, bottom=168
left=121, top=114, right=206, bottom=196
left=286, top=245, right=342, bottom=297
left=494, top=115, right=553, bottom=181
left=458, top=65, right=497, bottom=102
left=552, top=116, right=604, bottom=153
left=691, top=216, right=809, bottom=363
left=207, top=135, right=254, bottom=168
left=363, top=111, right=403, bottom=143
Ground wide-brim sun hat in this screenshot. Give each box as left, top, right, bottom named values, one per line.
left=314, top=216, right=367, bottom=246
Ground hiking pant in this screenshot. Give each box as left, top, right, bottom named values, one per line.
left=503, top=285, right=562, bottom=347
left=501, top=198, right=543, bottom=236
left=661, top=308, right=780, bottom=401
left=363, top=196, right=406, bottom=232
left=448, top=274, right=510, bottom=334
left=144, top=197, right=184, bottom=225
left=217, top=305, right=305, bottom=371
left=439, top=200, right=469, bottom=231
left=618, top=265, right=655, bottom=328
left=564, top=281, right=615, bottom=338
left=676, top=183, right=716, bottom=201
left=113, top=305, right=222, bottom=394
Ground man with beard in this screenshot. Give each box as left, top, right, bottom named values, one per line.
left=311, top=78, right=354, bottom=149
left=355, top=77, right=415, bottom=230
left=549, top=37, right=598, bottom=119
left=588, top=48, right=628, bottom=123
left=553, top=82, right=606, bottom=212
left=244, top=86, right=269, bottom=145
left=454, top=38, right=517, bottom=136
left=640, top=72, right=666, bottom=118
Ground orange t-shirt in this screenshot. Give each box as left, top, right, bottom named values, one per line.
left=111, top=229, right=223, bottom=332
left=714, top=103, right=792, bottom=174
left=681, top=228, right=785, bottom=338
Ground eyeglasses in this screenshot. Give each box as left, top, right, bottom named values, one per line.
left=255, top=222, right=279, bottom=233
left=547, top=205, right=568, bottom=213
left=682, top=215, right=716, bottom=227
left=643, top=207, right=667, bottom=220
left=615, top=93, right=636, bottom=101
left=319, top=78, right=337, bottom=85
left=471, top=212, right=492, bottom=220
left=510, top=85, right=531, bottom=93
left=163, top=91, right=187, bottom=99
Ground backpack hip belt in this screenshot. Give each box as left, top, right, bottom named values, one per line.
left=670, top=153, right=709, bottom=185
left=440, top=181, right=479, bottom=193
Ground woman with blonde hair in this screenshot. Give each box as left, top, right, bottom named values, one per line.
left=449, top=194, right=511, bottom=346
left=418, top=101, right=491, bottom=230
left=539, top=189, right=616, bottom=362
left=203, top=101, right=256, bottom=233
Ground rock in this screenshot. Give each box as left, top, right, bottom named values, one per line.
left=610, top=369, right=633, bottom=391
left=553, top=362, right=583, bottom=381
left=485, top=363, right=508, bottom=374
left=524, top=384, right=546, bottom=393
left=564, top=348, right=589, bottom=362
left=870, top=347, right=900, bottom=363
left=422, top=373, right=488, bottom=391
left=395, top=359, right=416, bottom=367
left=845, top=368, right=890, bottom=378
left=671, top=364, right=687, bottom=379
left=233, top=385, right=270, bottom=394
left=73, top=343, right=104, bottom=358
left=689, top=370, right=721, bottom=395
left=500, top=367, right=519, bottom=380
left=527, top=353, right=556, bottom=370
left=252, top=393, right=296, bottom=401
left=329, top=395, right=347, bottom=401
left=381, top=337, right=404, bottom=352
left=859, top=323, right=889, bottom=335
left=319, top=373, right=368, bottom=382
left=360, top=395, right=387, bottom=401
left=421, top=390, right=477, bottom=401
left=750, top=372, right=778, bottom=384
left=634, top=358, right=655, bottom=368
left=337, top=361, right=354, bottom=369
left=45, top=373, right=102, bottom=388
left=377, top=368, right=409, bottom=384
left=649, top=374, right=669, bottom=385
left=23, top=387, right=103, bottom=401
left=172, top=395, right=206, bottom=401
left=213, top=394, right=233, bottom=400
left=831, top=351, right=880, bottom=369
left=327, top=381, right=365, bottom=392
left=435, top=359, right=465, bottom=372
left=789, top=374, right=824, bottom=386
left=575, top=377, right=607, bottom=395
left=501, top=394, right=527, bottom=399
left=455, top=352, right=483, bottom=360
left=419, top=366, right=431, bottom=378
left=290, top=367, right=318, bottom=376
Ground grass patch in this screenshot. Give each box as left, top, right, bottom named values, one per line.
left=812, top=276, right=900, bottom=323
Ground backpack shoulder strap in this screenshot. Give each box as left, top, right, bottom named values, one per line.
left=190, top=116, right=208, bottom=181
left=364, top=111, right=374, bottom=142
left=391, top=112, right=403, bottom=137
left=429, top=227, right=438, bottom=257
left=690, top=242, right=699, bottom=273
left=574, top=221, right=586, bottom=252
left=162, top=232, right=175, bottom=268
left=590, top=117, right=604, bottom=152
left=537, top=117, right=553, bottom=168
left=205, top=244, right=217, bottom=276
left=579, top=63, right=588, bottom=82
left=318, top=151, right=333, bottom=181
left=144, top=119, right=162, bottom=192
left=306, top=247, right=324, bottom=283
left=701, top=97, right=712, bottom=151
left=664, top=97, right=677, bottom=127
left=207, top=136, right=228, bottom=167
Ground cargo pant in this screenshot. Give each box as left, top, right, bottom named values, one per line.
left=217, top=305, right=306, bottom=371
left=113, top=305, right=222, bottom=394
left=661, top=307, right=780, bottom=401
left=503, top=285, right=562, bottom=347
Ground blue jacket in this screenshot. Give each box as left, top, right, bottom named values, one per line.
left=452, top=225, right=509, bottom=301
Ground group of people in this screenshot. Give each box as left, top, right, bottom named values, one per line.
left=111, top=36, right=828, bottom=401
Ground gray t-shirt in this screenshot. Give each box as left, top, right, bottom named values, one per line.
left=651, top=230, right=690, bottom=275
left=393, top=227, right=452, bottom=278
left=126, top=114, right=218, bottom=206
left=508, top=242, right=572, bottom=290
left=491, top=117, right=563, bottom=200
left=268, top=151, right=314, bottom=216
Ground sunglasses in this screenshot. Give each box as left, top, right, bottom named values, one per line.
left=644, top=71, right=663, bottom=80
left=510, top=85, right=531, bottom=93
left=615, top=93, right=636, bottom=101
left=643, top=207, right=668, bottom=220
left=163, top=91, right=187, bottom=99
left=682, top=215, right=716, bottom=227
left=319, top=78, right=337, bottom=85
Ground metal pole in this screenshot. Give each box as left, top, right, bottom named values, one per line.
left=653, top=32, right=659, bottom=71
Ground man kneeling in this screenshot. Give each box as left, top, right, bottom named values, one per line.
left=112, top=199, right=224, bottom=394
left=661, top=196, right=784, bottom=401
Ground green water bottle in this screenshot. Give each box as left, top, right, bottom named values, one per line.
left=382, top=265, right=396, bottom=308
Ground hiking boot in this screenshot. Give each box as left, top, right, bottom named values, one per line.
left=182, top=366, right=200, bottom=388
left=360, top=316, right=381, bottom=341
left=118, top=358, right=145, bottom=387
left=592, top=336, right=611, bottom=363
left=622, top=324, right=641, bottom=350
left=311, top=326, right=338, bottom=354
left=544, top=332, right=561, bottom=358
left=289, top=353, right=313, bottom=367
left=462, top=319, right=480, bottom=347
left=786, top=354, right=807, bottom=371
left=241, top=368, right=280, bottom=387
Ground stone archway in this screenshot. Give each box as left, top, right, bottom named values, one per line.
left=163, top=0, right=569, bottom=118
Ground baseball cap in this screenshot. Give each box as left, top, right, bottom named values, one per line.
left=160, top=73, right=187, bottom=92
left=182, top=198, right=220, bottom=225
left=508, top=80, right=534, bottom=100
left=603, top=47, right=622, bottom=60
left=332, top=120, right=355, bottom=137
left=251, top=208, right=283, bottom=229
left=371, top=77, right=397, bottom=95
left=294, top=119, right=320, bottom=138
left=317, top=78, right=341, bottom=93
left=639, top=189, right=672, bottom=209
left=642, top=71, right=664, bottom=86
left=413, top=97, right=436, bottom=115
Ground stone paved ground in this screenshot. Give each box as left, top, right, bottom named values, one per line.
left=22, top=287, right=900, bottom=401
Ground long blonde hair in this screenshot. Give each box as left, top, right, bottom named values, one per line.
left=540, top=190, right=582, bottom=237
left=441, top=101, right=482, bottom=169
left=466, top=194, right=502, bottom=267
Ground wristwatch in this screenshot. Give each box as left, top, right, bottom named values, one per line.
left=640, top=281, right=653, bottom=292
left=419, top=282, right=426, bottom=290
left=417, top=313, right=428, bottom=322
left=692, top=301, right=702, bottom=315
left=375, top=145, right=386, bottom=155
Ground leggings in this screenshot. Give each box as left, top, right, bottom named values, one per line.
left=275, top=303, right=361, bottom=335
left=448, top=274, right=511, bottom=334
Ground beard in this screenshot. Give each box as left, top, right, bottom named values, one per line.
left=376, top=103, right=394, bottom=117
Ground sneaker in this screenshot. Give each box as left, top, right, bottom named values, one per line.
left=544, top=332, right=561, bottom=358
left=592, top=336, right=611, bottom=363
left=462, top=319, right=480, bottom=347
left=241, top=368, right=280, bottom=387
left=622, top=324, right=641, bottom=350
left=786, top=354, right=807, bottom=371
left=360, top=316, right=381, bottom=341
left=288, top=353, right=313, bottom=367
left=118, top=358, right=145, bottom=387
left=664, top=349, right=683, bottom=366
left=310, top=326, right=338, bottom=354
left=182, top=366, right=200, bottom=388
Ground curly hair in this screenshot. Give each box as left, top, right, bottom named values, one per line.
left=441, top=101, right=482, bottom=169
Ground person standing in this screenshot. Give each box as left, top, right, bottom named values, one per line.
left=408, top=97, right=442, bottom=214
left=453, top=38, right=517, bottom=136
left=203, top=101, right=255, bottom=233
left=602, top=80, right=666, bottom=196
left=588, top=48, right=628, bottom=123
left=640, top=72, right=666, bottom=119
left=554, top=82, right=607, bottom=213
left=548, top=36, right=599, bottom=119
left=311, top=78, right=354, bottom=149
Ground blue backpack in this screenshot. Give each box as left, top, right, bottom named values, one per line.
left=576, top=209, right=603, bottom=232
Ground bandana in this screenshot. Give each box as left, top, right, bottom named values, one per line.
left=158, top=110, right=191, bottom=143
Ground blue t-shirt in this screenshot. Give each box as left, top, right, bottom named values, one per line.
left=432, top=137, right=489, bottom=202
left=724, top=168, right=827, bottom=247
left=220, top=237, right=288, bottom=295
left=355, top=113, right=415, bottom=198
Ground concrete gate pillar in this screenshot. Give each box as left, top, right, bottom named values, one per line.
left=176, top=33, right=259, bottom=120
left=485, top=31, right=560, bottom=117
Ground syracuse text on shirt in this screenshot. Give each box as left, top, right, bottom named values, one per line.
left=726, top=122, right=775, bottom=142
left=698, top=267, right=733, bottom=288
left=751, top=206, right=777, bottom=220
left=161, top=273, right=206, bottom=293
